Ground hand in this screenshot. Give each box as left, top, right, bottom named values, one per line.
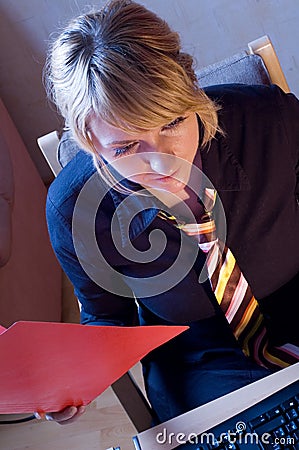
left=35, top=405, right=86, bottom=425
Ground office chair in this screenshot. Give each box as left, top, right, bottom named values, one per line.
left=37, top=35, right=290, bottom=439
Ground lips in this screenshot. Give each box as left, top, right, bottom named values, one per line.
left=151, top=168, right=180, bottom=181
left=144, top=170, right=188, bottom=193
left=132, top=168, right=187, bottom=191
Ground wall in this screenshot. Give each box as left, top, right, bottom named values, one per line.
left=0, top=0, right=298, bottom=183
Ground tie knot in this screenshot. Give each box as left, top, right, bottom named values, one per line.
left=180, top=217, right=217, bottom=252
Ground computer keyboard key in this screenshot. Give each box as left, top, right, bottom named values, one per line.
left=249, top=414, right=268, bottom=429
left=273, top=426, right=286, bottom=438
left=282, top=399, right=297, bottom=411
left=293, top=429, right=299, bottom=442
left=267, top=407, right=283, bottom=420
left=250, top=415, right=287, bottom=435
left=223, top=443, right=238, bottom=450
left=286, top=409, right=299, bottom=421
left=285, top=420, right=298, bottom=433
left=260, top=443, right=283, bottom=450
left=207, top=437, right=225, bottom=449
left=237, top=443, right=261, bottom=450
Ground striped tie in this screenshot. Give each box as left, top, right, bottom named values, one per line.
left=158, top=188, right=299, bottom=370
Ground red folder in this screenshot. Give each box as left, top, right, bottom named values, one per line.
left=0, top=321, right=187, bottom=414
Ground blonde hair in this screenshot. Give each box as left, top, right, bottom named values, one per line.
left=45, top=0, right=220, bottom=186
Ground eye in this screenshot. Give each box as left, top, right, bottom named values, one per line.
left=162, top=116, right=187, bottom=131
left=114, top=142, right=138, bottom=157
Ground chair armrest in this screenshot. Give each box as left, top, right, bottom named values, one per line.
left=111, top=371, right=154, bottom=432
left=37, top=131, right=61, bottom=176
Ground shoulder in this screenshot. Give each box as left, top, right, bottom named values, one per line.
left=46, top=150, right=120, bottom=235
left=46, top=150, right=97, bottom=224
left=205, top=84, right=299, bottom=143
left=204, top=82, right=285, bottom=100
left=204, top=83, right=292, bottom=110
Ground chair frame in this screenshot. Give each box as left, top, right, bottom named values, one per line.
left=247, top=35, right=290, bottom=93
left=37, top=131, right=61, bottom=177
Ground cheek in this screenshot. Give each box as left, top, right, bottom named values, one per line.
left=173, top=133, right=198, bottom=160
left=110, top=155, right=149, bottom=181
left=184, top=124, right=199, bottom=158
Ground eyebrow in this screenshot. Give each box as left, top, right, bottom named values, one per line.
left=107, top=139, right=137, bottom=147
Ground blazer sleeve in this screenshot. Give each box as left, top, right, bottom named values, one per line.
left=274, top=85, right=299, bottom=201
left=257, top=85, right=299, bottom=345
left=46, top=194, right=138, bottom=327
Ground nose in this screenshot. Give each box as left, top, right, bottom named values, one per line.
left=139, top=131, right=178, bottom=175
left=149, top=153, right=178, bottom=176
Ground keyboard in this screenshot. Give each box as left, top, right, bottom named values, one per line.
left=182, top=380, right=299, bottom=450
left=132, top=364, right=299, bottom=450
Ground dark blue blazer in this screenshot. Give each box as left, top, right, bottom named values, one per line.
left=46, top=84, right=299, bottom=345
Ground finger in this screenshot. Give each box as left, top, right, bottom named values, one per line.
left=48, top=405, right=86, bottom=425
left=46, top=406, right=78, bottom=423
left=53, top=406, right=86, bottom=425
left=76, top=405, right=86, bottom=416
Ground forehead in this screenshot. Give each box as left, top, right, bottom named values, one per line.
left=88, top=115, right=165, bottom=145
left=88, top=115, right=138, bottom=143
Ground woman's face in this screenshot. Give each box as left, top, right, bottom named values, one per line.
left=88, top=112, right=199, bottom=193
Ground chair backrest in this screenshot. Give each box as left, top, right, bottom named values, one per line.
left=37, top=34, right=290, bottom=442
left=196, top=35, right=289, bottom=92
left=196, top=51, right=271, bottom=87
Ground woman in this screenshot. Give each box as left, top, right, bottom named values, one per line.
left=44, top=0, right=299, bottom=427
